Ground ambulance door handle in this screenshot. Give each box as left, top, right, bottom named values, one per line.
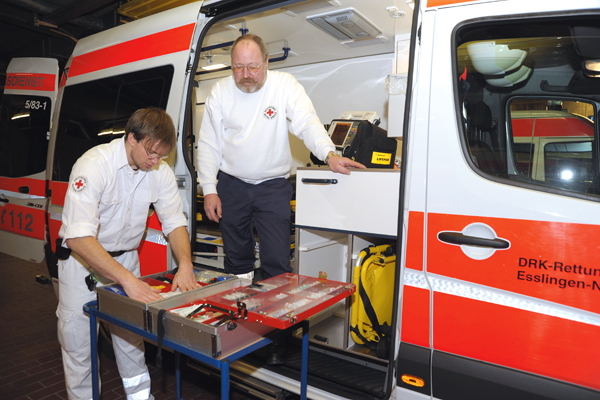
left=0, top=197, right=7, bottom=203
left=438, top=232, right=510, bottom=249
left=301, top=178, right=338, bottom=185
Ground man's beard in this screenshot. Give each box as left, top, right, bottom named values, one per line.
left=235, top=75, right=266, bottom=93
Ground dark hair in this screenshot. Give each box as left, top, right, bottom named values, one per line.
left=125, top=107, right=176, bottom=152
left=231, top=34, right=269, bottom=62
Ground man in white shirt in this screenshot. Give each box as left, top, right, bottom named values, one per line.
left=56, top=107, right=199, bottom=399
left=198, top=34, right=364, bottom=281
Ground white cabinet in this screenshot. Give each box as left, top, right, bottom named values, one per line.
left=295, top=168, right=400, bottom=237
left=294, top=168, right=400, bottom=356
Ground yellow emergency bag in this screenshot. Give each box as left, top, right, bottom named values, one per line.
left=350, top=244, right=396, bottom=358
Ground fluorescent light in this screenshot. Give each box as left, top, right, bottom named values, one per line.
left=201, top=63, right=229, bottom=71
left=98, top=129, right=126, bottom=136
left=584, top=59, right=600, bottom=72
left=11, top=112, right=30, bottom=120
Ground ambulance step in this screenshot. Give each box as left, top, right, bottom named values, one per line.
left=187, top=358, right=294, bottom=400
left=239, top=342, right=388, bottom=400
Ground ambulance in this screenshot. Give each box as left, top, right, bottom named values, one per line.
left=1, top=0, right=599, bottom=399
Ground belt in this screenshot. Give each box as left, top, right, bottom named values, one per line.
left=107, top=250, right=128, bottom=257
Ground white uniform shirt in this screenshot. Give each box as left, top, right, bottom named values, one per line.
left=197, top=70, right=335, bottom=195
left=59, top=137, right=187, bottom=252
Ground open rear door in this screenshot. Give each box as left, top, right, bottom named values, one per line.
left=46, top=2, right=205, bottom=275
left=0, top=58, right=58, bottom=262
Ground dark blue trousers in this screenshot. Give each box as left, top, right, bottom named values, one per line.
left=217, top=172, right=293, bottom=279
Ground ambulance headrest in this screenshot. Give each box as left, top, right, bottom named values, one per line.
left=471, top=102, right=492, bottom=131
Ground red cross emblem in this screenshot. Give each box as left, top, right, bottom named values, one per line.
left=263, top=106, right=277, bottom=120
left=71, top=176, right=87, bottom=193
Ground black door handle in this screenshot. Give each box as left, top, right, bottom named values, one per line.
left=0, top=198, right=8, bottom=203
left=438, top=232, right=510, bottom=249
left=301, top=178, right=338, bottom=184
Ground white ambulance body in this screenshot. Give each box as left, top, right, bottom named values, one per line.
left=1, top=0, right=599, bottom=399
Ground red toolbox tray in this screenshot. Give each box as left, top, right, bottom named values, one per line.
left=199, top=273, right=356, bottom=329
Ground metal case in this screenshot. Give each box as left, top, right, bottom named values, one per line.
left=148, top=278, right=275, bottom=358
left=96, top=268, right=235, bottom=332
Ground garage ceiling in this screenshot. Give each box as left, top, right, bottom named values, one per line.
left=0, top=0, right=127, bottom=77
left=0, top=0, right=165, bottom=88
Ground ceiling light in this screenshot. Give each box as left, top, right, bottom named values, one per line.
left=584, top=59, right=600, bottom=72
left=282, top=0, right=340, bottom=17
left=202, top=63, right=229, bottom=71
left=11, top=112, right=30, bottom=120
left=307, top=8, right=382, bottom=41
left=98, top=129, right=125, bottom=136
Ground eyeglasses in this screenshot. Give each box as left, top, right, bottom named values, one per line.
left=143, top=146, right=169, bottom=160
left=231, top=63, right=263, bottom=73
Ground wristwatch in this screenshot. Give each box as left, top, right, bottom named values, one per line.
left=324, top=151, right=337, bottom=164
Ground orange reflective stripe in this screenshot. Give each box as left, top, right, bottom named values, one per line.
left=427, top=212, right=600, bottom=314
left=48, top=217, right=62, bottom=252
left=5, top=73, right=56, bottom=92
left=434, top=292, right=600, bottom=390
left=69, top=23, right=195, bottom=78
left=401, top=285, right=430, bottom=347
left=146, top=212, right=162, bottom=231
left=0, top=177, right=45, bottom=197
left=427, top=0, right=479, bottom=7
left=50, top=181, right=68, bottom=207
left=138, top=238, right=168, bottom=276
left=0, top=204, right=45, bottom=240
left=406, top=211, right=424, bottom=271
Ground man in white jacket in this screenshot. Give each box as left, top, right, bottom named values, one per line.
left=57, top=108, right=199, bottom=399
left=198, top=34, right=363, bottom=280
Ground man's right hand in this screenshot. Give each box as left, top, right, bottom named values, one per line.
left=121, top=274, right=162, bottom=303
left=204, top=193, right=222, bottom=223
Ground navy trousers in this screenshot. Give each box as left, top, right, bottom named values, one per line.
left=217, top=172, right=293, bottom=279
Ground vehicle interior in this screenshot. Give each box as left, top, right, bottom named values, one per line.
left=186, top=1, right=414, bottom=399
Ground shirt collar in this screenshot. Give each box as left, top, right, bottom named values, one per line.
left=115, top=136, right=136, bottom=172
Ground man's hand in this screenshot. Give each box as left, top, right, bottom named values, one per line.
left=66, top=236, right=162, bottom=303
left=121, top=274, right=162, bottom=303
left=327, top=155, right=366, bottom=175
left=172, top=262, right=201, bottom=292
left=204, top=193, right=222, bottom=222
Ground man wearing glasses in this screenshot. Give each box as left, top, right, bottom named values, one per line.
left=56, top=107, right=199, bottom=399
left=197, top=34, right=364, bottom=283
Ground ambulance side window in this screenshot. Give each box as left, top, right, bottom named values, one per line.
left=508, top=98, right=596, bottom=194
left=0, top=94, right=51, bottom=178
left=53, top=65, right=174, bottom=182
left=456, top=17, right=600, bottom=199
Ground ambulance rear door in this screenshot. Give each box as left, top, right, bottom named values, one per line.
left=402, top=0, right=600, bottom=398
left=0, top=58, right=58, bottom=262
left=46, top=2, right=207, bottom=275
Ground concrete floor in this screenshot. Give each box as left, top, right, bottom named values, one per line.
left=0, top=252, right=255, bottom=400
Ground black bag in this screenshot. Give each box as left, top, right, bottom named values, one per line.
left=344, top=121, right=397, bottom=168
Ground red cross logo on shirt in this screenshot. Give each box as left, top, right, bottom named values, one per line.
left=71, top=176, right=87, bottom=193
left=263, top=105, right=277, bottom=120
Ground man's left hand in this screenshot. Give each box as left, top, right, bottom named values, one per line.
left=327, top=155, right=366, bottom=175
left=172, top=263, right=201, bottom=292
